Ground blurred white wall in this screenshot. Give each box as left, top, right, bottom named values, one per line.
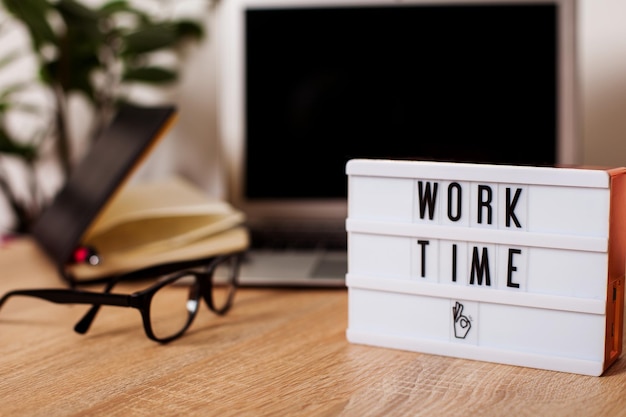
left=1, top=0, right=626, bottom=233
left=130, top=0, right=225, bottom=198
left=579, top=0, right=626, bottom=167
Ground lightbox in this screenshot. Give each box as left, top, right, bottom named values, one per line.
left=346, top=159, right=626, bottom=376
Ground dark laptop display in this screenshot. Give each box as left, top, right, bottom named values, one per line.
left=217, top=0, right=580, bottom=286
left=246, top=4, right=559, bottom=200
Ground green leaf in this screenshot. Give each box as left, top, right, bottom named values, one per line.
left=122, top=24, right=179, bottom=55
left=43, top=56, right=97, bottom=101
left=56, top=0, right=102, bottom=39
left=0, top=50, right=25, bottom=70
left=98, top=0, right=140, bottom=17
left=2, top=0, right=57, bottom=50
left=0, top=128, right=37, bottom=161
left=175, top=20, right=205, bottom=40
left=2, top=101, right=42, bottom=116
left=122, top=66, right=178, bottom=84
left=56, top=0, right=99, bottom=21
left=0, top=81, right=35, bottom=100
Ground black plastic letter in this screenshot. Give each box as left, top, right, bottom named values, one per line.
left=447, top=182, right=462, bottom=222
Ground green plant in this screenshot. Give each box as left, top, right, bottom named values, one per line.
left=0, top=11, right=49, bottom=233
left=0, top=0, right=205, bottom=233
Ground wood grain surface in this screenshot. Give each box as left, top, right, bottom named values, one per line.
left=1, top=238, right=625, bottom=416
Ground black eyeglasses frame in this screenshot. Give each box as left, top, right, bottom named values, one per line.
left=0, top=251, right=244, bottom=343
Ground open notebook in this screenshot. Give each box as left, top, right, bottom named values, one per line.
left=216, top=0, right=581, bottom=287
left=32, top=105, right=178, bottom=272
left=31, top=104, right=248, bottom=283
left=64, top=176, right=248, bottom=281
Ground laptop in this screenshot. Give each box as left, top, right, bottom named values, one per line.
left=214, top=0, right=581, bottom=287
left=31, top=104, right=178, bottom=278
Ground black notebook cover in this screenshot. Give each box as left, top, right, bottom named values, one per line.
left=32, top=104, right=178, bottom=268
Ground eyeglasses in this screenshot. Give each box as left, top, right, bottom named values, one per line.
left=0, top=252, right=244, bottom=343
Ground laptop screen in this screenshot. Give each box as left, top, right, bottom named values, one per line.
left=216, top=0, right=579, bottom=226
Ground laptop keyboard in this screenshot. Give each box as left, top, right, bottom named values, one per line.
left=249, top=222, right=347, bottom=250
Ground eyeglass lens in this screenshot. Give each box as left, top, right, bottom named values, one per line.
left=211, top=256, right=238, bottom=313
left=147, top=256, right=239, bottom=340
left=149, top=273, right=199, bottom=340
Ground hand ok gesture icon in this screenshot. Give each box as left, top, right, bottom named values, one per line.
left=453, top=301, right=472, bottom=339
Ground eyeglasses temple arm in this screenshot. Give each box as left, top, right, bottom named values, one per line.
left=0, top=289, right=134, bottom=335
left=74, top=276, right=123, bottom=334
left=73, top=304, right=101, bottom=334
left=0, top=289, right=131, bottom=307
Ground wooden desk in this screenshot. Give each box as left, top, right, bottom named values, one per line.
left=1, top=238, right=626, bottom=416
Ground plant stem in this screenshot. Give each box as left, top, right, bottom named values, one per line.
left=53, top=84, right=71, bottom=177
